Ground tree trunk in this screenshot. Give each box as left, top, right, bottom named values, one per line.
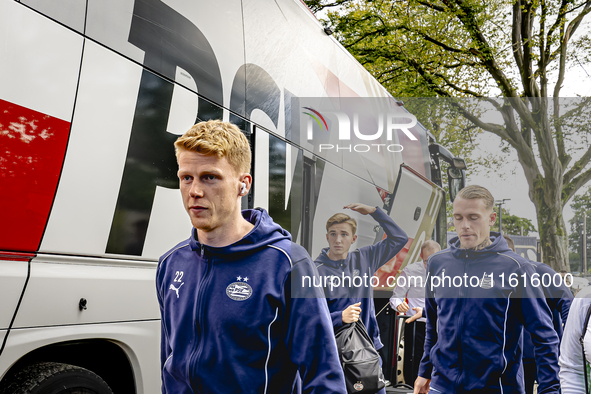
left=533, top=180, right=570, bottom=271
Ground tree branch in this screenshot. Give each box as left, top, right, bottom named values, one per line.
left=442, top=60, right=479, bottom=68
left=558, top=96, right=591, bottom=121
left=404, top=27, right=472, bottom=54
left=343, top=28, right=385, bottom=48
left=539, top=0, right=548, bottom=97
left=563, top=166, right=591, bottom=204
left=553, top=98, right=571, bottom=169
left=446, top=100, right=511, bottom=140
left=553, top=1, right=591, bottom=98
left=545, top=0, right=570, bottom=54
left=519, top=0, right=540, bottom=97
left=407, top=58, right=453, bottom=97
left=416, top=0, right=447, bottom=12
left=304, top=0, right=353, bottom=13
left=456, top=99, right=541, bottom=186
left=431, top=72, right=485, bottom=97
left=565, top=1, right=591, bottom=43
left=563, top=144, right=591, bottom=186
left=442, top=0, right=519, bottom=99
left=526, top=97, right=563, bottom=190
left=375, top=66, right=404, bottom=80
left=512, top=0, right=525, bottom=74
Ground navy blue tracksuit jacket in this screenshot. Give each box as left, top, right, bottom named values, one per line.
left=157, top=209, right=346, bottom=393
left=419, top=233, right=560, bottom=394
left=314, top=207, right=408, bottom=351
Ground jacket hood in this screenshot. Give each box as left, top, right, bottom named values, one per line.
left=188, top=208, right=291, bottom=257
left=448, top=231, right=511, bottom=259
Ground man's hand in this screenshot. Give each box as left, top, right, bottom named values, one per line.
left=344, top=203, right=376, bottom=216
left=406, top=307, right=423, bottom=323
left=396, top=301, right=410, bottom=313
left=413, top=376, right=430, bottom=394
left=342, top=302, right=362, bottom=323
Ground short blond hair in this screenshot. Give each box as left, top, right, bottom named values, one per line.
left=174, top=120, right=251, bottom=174
left=456, top=185, right=494, bottom=210
left=326, top=213, right=357, bottom=235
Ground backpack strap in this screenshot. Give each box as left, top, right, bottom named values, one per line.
left=580, top=304, right=591, bottom=394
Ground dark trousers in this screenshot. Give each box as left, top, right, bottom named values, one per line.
left=403, top=321, right=426, bottom=386
left=523, top=360, right=536, bottom=394
left=377, top=355, right=385, bottom=394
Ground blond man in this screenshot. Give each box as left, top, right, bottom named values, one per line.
left=157, top=120, right=345, bottom=393
left=414, top=185, right=559, bottom=394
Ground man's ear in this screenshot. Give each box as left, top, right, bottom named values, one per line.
left=238, top=174, right=252, bottom=195
left=352, top=234, right=358, bottom=243
left=489, top=211, right=497, bottom=227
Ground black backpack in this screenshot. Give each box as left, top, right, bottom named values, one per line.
left=335, top=320, right=386, bottom=393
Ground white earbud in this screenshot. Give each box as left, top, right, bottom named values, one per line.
left=240, top=182, right=247, bottom=195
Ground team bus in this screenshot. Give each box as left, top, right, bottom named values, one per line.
left=0, top=0, right=465, bottom=391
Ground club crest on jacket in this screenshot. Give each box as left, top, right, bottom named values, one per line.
left=480, top=272, right=494, bottom=289
left=226, top=276, right=253, bottom=301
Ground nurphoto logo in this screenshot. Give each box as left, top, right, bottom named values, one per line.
left=300, top=99, right=418, bottom=153
left=302, top=107, right=329, bottom=134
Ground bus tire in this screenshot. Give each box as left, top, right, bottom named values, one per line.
left=0, top=362, right=113, bottom=394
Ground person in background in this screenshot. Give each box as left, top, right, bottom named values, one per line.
left=559, top=270, right=574, bottom=295
left=559, top=286, right=591, bottom=393
left=390, top=240, right=441, bottom=385
left=315, top=204, right=408, bottom=394
left=414, top=185, right=560, bottom=394
left=503, top=234, right=572, bottom=394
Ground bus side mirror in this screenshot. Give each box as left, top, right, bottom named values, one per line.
left=447, top=166, right=466, bottom=202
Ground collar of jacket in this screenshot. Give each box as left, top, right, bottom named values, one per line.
left=187, top=208, right=291, bottom=258
left=448, top=231, right=511, bottom=261
left=316, top=247, right=350, bottom=269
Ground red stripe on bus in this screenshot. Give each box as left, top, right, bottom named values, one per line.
left=0, top=98, right=71, bottom=252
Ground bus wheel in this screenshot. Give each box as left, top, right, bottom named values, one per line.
left=0, top=362, right=113, bottom=394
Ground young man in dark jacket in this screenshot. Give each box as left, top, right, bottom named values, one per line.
left=157, top=120, right=346, bottom=393
left=315, top=204, right=409, bottom=394
left=414, top=185, right=560, bottom=394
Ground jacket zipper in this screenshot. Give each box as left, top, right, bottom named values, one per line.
left=188, top=245, right=214, bottom=392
